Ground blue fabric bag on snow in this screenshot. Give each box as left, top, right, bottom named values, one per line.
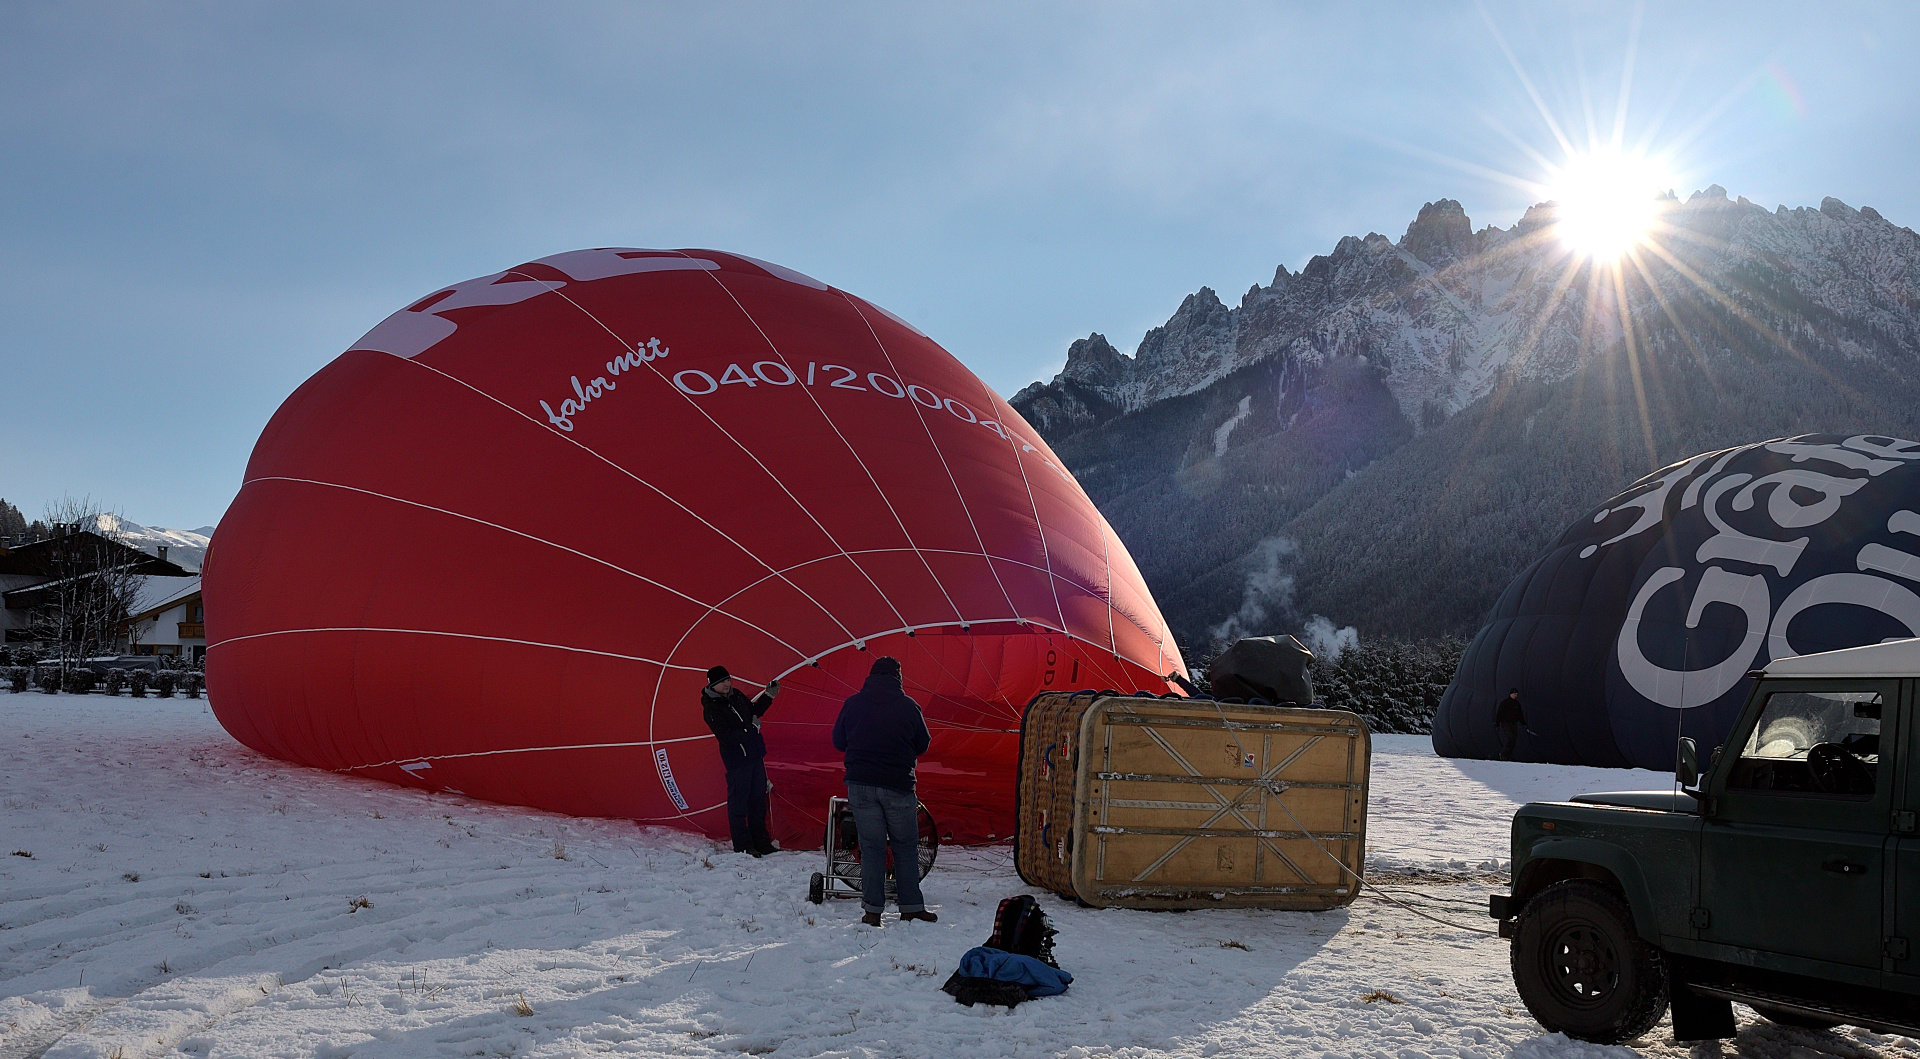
left=956, top=946, right=1074, bottom=997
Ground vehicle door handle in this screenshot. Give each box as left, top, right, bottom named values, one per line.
left=1822, top=857, right=1867, bottom=875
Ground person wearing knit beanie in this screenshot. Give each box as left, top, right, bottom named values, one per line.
left=700, top=665, right=780, bottom=855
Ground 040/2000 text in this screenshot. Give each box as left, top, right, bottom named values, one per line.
left=671, top=360, right=1073, bottom=483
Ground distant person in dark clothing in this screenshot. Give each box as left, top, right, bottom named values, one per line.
left=701, top=665, right=779, bottom=856
left=831, top=656, right=935, bottom=926
left=1495, top=688, right=1525, bottom=761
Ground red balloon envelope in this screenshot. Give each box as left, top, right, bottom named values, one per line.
left=204, top=248, right=1184, bottom=844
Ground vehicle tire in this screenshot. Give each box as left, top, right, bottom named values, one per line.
left=808, top=872, right=825, bottom=904
left=1749, top=1003, right=1841, bottom=1031
left=1511, top=879, right=1670, bottom=1044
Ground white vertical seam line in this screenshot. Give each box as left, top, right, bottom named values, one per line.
left=840, top=294, right=1022, bottom=621
left=838, top=294, right=1023, bottom=708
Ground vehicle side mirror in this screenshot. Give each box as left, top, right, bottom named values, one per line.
left=1676, top=736, right=1699, bottom=788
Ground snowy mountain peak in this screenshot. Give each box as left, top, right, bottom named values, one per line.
left=1014, top=190, right=1920, bottom=438
left=1397, top=198, right=1473, bottom=266
left=1058, top=332, right=1129, bottom=388
left=88, top=514, right=211, bottom=571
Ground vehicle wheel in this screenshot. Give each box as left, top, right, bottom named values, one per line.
left=1749, top=1003, right=1841, bottom=1031
left=808, top=872, right=825, bottom=904
left=915, top=803, right=940, bottom=880
left=1511, top=879, right=1670, bottom=1044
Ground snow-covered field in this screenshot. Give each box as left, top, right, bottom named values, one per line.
left=3, top=696, right=1915, bottom=1059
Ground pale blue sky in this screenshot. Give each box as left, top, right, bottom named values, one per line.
left=3, top=2, right=1915, bottom=530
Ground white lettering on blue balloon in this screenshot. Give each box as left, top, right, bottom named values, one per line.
left=1767, top=572, right=1920, bottom=661
left=1843, top=435, right=1920, bottom=462
left=1693, top=473, right=1807, bottom=575
left=1617, top=566, right=1771, bottom=709
left=1609, top=438, right=1920, bottom=706
left=1857, top=511, right=1920, bottom=583
left=1765, top=439, right=1907, bottom=477
left=1731, top=468, right=1867, bottom=528
left=1578, top=452, right=1718, bottom=559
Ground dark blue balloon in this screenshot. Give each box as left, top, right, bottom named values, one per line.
left=1434, top=434, right=1920, bottom=769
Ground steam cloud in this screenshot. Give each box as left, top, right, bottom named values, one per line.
left=1208, top=535, right=1359, bottom=660
left=1301, top=614, right=1358, bottom=660
left=1208, top=536, right=1298, bottom=645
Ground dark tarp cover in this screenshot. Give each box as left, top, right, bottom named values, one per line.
left=1210, top=635, right=1315, bottom=705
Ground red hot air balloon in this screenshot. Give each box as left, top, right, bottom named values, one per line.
left=203, top=248, right=1184, bottom=845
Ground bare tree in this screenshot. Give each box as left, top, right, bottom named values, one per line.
left=24, top=497, right=144, bottom=670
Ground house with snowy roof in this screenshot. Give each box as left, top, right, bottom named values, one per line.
left=125, top=575, right=206, bottom=661
left=0, top=530, right=193, bottom=644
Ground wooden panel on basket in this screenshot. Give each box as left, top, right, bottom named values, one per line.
left=1015, top=692, right=1369, bottom=911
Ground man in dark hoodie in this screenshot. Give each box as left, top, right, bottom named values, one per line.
left=831, top=656, right=935, bottom=926
left=701, top=665, right=779, bottom=856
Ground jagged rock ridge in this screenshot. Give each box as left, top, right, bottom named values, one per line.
left=1013, top=190, right=1920, bottom=649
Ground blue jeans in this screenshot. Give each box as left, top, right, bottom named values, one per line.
left=847, top=783, right=924, bottom=914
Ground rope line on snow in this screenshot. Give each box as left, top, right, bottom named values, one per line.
left=1267, top=798, right=1500, bottom=937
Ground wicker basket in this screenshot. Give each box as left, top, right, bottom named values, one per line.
left=1015, top=692, right=1369, bottom=910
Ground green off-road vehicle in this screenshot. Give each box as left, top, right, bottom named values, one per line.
left=1490, top=638, right=1920, bottom=1043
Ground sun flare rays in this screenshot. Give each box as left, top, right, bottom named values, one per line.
left=1542, top=149, right=1674, bottom=262
left=1380, top=7, right=1884, bottom=483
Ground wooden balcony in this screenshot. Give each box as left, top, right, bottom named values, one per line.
left=177, top=622, right=205, bottom=639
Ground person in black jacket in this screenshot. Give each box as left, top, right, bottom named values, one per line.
left=701, top=665, right=779, bottom=856
left=1495, top=687, right=1525, bottom=761
left=831, top=656, right=935, bottom=926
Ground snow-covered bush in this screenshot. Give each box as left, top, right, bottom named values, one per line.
left=183, top=671, right=205, bottom=699
left=2, top=644, right=47, bottom=668
left=62, top=669, right=97, bottom=695
left=1307, top=636, right=1466, bottom=734
left=102, top=668, right=127, bottom=696
left=3, top=667, right=27, bottom=693
left=35, top=668, right=61, bottom=694
left=154, top=670, right=178, bottom=698
left=129, top=670, right=150, bottom=698
left=1185, top=635, right=1465, bottom=734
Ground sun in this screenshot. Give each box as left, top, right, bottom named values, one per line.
left=1543, top=150, right=1673, bottom=261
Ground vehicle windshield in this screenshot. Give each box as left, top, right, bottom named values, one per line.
left=1727, top=686, right=1882, bottom=796
left=1741, top=690, right=1881, bottom=759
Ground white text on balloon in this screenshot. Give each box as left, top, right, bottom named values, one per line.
left=537, top=337, right=670, bottom=432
